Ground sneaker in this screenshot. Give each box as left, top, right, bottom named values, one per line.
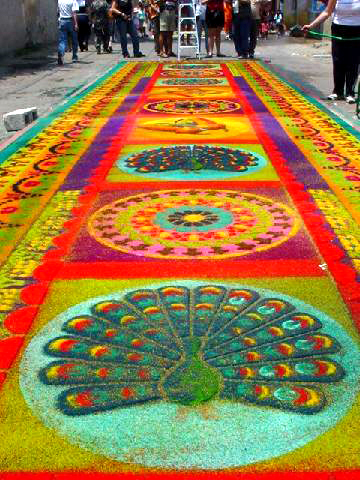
left=327, top=93, right=343, bottom=101
left=57, top=53, right=64, bottom=65
left=346, top=95, right=356, bottom=104
left=134, top=52, right=145, bottom=57
left=248, top=53, right=254, bottom=59
left=205, top=53, right=213, bottom=58
left=96, top=47, right=101, bottom=54
left=72, top=56, right=78, bottom=63
left=216, top=53, right=226, bottom=57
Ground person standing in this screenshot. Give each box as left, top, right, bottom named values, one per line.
left=77, top=0, right=91, bottom=51
left=107, top=0, right=115, bottom=53
left=249, top=0, right=261, bottom=58
left=204, top=0, right=226, bottom=57
left=224, top=0, right=232, bottom=39
left=274, top=9, right=284, bottom=36
left=58, top=0, right=79, bottom=65
left=111, top=0, right=145, bottom=57
left=232, top=0, right=251, bottom=58
left=159, top=0, right=177, bottom=57
left=195, top=0, right=209, bottom=54
left=92, top=0, right=111, bottom=53
left=303, top=0, right=360, bottom=103
left=147, top=0, right=161, bottom=54
left=138, top=2, right=147, bottom=37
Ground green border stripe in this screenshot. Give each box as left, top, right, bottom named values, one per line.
left=0, top=61, right=127, bottom=164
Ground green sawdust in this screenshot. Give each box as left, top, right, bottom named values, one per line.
left=162, top=337, right=223, bottom=406
left=1, top=276, right=359, bottom=472
left=0, top=191, right=81, bottom=335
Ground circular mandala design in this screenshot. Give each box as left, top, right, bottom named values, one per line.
left=155, top=206, right=234, bottom=232
left=120, top=145, right=267, bottom=180
left=20, top=281, right=360, bottom=468
left=161, top=70, right=223, bottom=77
left=144, top=100, right=240, bottom=114
left=88, top=190, right=300, bottom=259
left=166, top=64, right=218, bottom=69
left=161, top=78, right=224, bottom=86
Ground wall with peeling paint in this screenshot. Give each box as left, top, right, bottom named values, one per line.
left=0, top=0, right=58, bottom=55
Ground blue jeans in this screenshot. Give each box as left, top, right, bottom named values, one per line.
left=116, top=18, right=140, bottom=56
left=58, top=18, right=78, bottom=59
left=232, top=15, right=251, bottom=56
left=196, top=17, right=208, bottom=53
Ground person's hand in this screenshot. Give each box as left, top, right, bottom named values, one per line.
left=302, top=24, right=311, bottom=33
left=74, top=23, right=79, bottom=31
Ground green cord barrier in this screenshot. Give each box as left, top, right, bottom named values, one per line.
left=307, top=30, right=360, bottom=40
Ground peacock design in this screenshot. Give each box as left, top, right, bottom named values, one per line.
left=40, top=285, right=345, bottom=416
left=124, top=145, right=261, bottom=174
left=160, top=70, right=224, bottom=78
left=165, top=64, right=219, bottom=70
left=159, top=78, right=225, bottom=86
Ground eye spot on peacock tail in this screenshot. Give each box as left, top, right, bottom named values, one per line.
left=38, top=285, right=347, bottom=417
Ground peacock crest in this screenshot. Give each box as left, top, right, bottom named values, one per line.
left=40, top=285, right=345, bottom=416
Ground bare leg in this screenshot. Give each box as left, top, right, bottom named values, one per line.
left=208, top=27, right=215, bottom=55
left=159, top=31, right=166, bottom=55
left=215, top=26, right=221, bottom=54
left=164, top=31, right=170, bottom=55
left=167, top=31, right=174, bottom=55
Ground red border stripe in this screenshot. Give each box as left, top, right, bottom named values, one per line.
left=51, top=259, right=324, bottom=280
left=1, top=470, right=360, bottom=479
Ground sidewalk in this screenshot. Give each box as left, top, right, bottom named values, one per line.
left=0, top=34, right=359, bottom=146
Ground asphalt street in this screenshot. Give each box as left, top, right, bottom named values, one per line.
left=0, top=34, right=359, bottom=146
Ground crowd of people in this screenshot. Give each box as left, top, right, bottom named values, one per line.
left=58, top=0, right=283, bottom=63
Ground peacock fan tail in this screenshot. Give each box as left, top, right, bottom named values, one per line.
left=39, top=285, right=345, bottom=416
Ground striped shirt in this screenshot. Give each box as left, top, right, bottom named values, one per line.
left=333, top=0, right=360, bottom=25
left=58, top=0, right=79, bottom=18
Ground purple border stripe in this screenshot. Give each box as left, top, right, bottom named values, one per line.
left=235, top=77, right=329, bottom=189
left=131, top=78, right=149, bottom=95
left=60, top=78, right=151, bottom=190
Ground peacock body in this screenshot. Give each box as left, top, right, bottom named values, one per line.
left=40, top=285, right=346, bottom=416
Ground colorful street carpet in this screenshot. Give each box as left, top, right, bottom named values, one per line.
left=0, top=61, right=360, bottom=480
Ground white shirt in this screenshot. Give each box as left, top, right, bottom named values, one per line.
left=333, top=0, right=360, bottom=25
left=58, top=0, right=79, bottom=18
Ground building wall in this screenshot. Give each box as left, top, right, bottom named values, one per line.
left=283, top=0, right=328, bottom=28
left=0, top=0, right=58, bottom=55
left=283, top=0, right=311, bottom=26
